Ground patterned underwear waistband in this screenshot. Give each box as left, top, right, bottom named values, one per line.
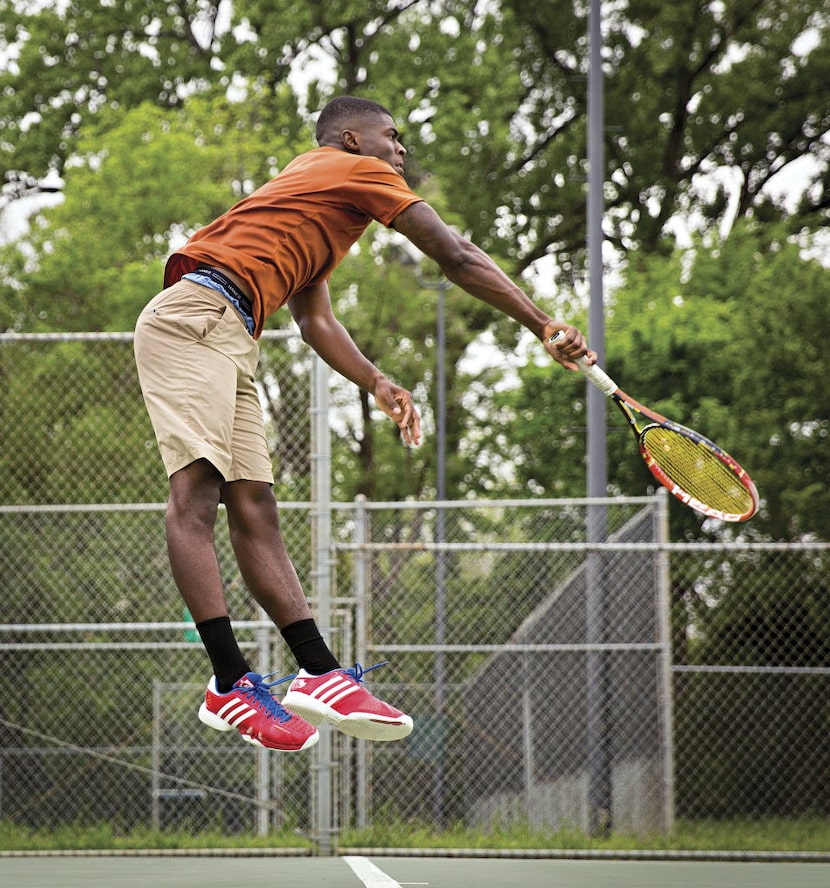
left=182, top=266, right=255, bottom=335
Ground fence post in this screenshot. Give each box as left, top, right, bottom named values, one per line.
left=353, top=494, right=370, bottom=829
left=255, top=620, right=271, bottom=835
left=151, top=680, right=161, bottom=830
left=522, top=682, right=534, bottom=819
left=310, top=353, right=334, bottom=855
left=655, top=488, right=675, bottom=833
left=585, top=502, right=611, bottom=835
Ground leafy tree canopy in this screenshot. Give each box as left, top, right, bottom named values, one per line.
left=0, top=0, right=827, bottom=542
left=478, top=221, right=830, bottom=540
left=1, top=0, right=827, bottom=281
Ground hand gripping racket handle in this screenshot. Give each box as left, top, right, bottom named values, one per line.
left=548, top=331, right=618, bottom=396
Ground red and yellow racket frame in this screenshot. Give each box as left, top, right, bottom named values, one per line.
left=608, top=387, right=758, bottom=522
left=549, top=334, right=759, bottom=522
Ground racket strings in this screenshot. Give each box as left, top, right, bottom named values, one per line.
left=641, top=426, right=755, bottom=516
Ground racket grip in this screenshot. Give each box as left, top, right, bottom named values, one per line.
left=548, top=331, right=618, bottom=395
left=576, top=358, right=618, bottom=396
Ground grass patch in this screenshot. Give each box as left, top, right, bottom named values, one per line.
left=0, top=821, right=310, bottom=852
left=0, top=818, right=827, bottom=853
left=338, top=818, right=830, bottom=853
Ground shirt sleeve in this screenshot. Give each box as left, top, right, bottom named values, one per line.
left=343, top=157, right=424, bottom=227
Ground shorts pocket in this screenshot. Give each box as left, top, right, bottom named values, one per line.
left=198, top=304, right=228, bottom=340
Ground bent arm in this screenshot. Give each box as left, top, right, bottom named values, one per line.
left=288, top=280, right=384, bottom=392
left=287, top=281, right=421, bottom=444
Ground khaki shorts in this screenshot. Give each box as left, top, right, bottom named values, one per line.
left=134, top=280, right=274, bottom=484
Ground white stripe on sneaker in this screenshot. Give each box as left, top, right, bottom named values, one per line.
left=322, top=685, right=362, bottom=708
left=312, top=676, right=360, bottom=706
left=218, top=700, right=255, bottom=726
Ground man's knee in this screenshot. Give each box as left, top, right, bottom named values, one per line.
left=168, top=460, right=223, bottom=526
left=223, top=480, right=279, bottom=530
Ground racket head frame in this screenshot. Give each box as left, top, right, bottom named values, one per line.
left=614, top=397, right=759, bottom=522
left=547, top=334, right=759, bottom=522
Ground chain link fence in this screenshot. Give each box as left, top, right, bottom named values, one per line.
left=0, top=332, right=827, bottom=849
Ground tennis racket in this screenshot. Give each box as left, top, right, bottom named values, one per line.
left=550, top=333, right=759, bottom=522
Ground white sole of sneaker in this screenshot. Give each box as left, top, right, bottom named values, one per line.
left=197, top=702, right=319, bottom=751
left=281, top=694, right=414, bottom=742
left=198, top=702, right=235, bottom=732
left=335, top=712, right=414, bottom=742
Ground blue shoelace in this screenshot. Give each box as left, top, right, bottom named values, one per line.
left=267, top=660, right=389, bottom=686
left=240, top=674, right=292, bottom=723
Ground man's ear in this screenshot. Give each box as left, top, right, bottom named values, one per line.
left=341, top=129, right=360, bottom=152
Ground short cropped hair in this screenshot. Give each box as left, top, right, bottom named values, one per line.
left=315, top=96, right=393, bottom=144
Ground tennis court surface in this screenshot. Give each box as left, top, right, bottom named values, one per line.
left=2, top=853, right=828, bottom=888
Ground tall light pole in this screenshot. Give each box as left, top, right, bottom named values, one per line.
left=585, top=0, right=611, bottom=836
left=416, top=268, right=452, bottom=827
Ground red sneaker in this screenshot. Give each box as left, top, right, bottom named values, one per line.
left=198, top=672, right=319, bottom=751
left=280, top=663, right=413, bottom=742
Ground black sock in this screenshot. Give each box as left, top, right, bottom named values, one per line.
left=281, top=618, right=340, bottom=675
left=196, top=616, right=251, bottom=693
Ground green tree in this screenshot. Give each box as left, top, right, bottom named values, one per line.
left=3, top=1, right=827, bottom=275
left=277, top=0, right=828, bottom=278
left=0, top=90, right=307, bottom=332
left=322, top=218, right=536, bottom=503
left=0, top=0, right=226, bottom=181
left=477, top=224, right=830, bottom=541
left=610, top=223, right=830, bottom=541
left=2, top=0, right=828, bottom=512
left=0, top=92, right=312, bottom=510
left=494, top=0, right=830, bottom=266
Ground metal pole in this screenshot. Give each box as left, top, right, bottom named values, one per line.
left=587, top=0, right=607, bottom=485
left=655, top=488, right=676, bottom=833
left=255, top=619, right=271, bottom=835
left=586, top=0, right=611, bottom=836
left=353, top=494, right=370, bottom=829
left=522, top=684, right=534, bottom=819
left=310, top=353, right=334, bottom=855
left=151, top=681, right=161, bottom=831
left=416, top=269, right=452, bottom=827
left=434, top=283, right=447, bottom=826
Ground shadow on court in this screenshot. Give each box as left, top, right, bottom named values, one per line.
left=1, top=854, right=828, bottom=888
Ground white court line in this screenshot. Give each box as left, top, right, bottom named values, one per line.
left=342, top=856, right=404, bottom=887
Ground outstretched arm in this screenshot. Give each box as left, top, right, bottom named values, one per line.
left=392, top=201, right=593, bottom=370
left=288, top=280, right=421, bottom=444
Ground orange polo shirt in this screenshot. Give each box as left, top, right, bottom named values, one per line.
left=163, top=147, right=423, bottom=338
